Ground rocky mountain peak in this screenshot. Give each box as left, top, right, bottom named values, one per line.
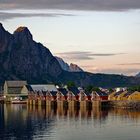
left=14, top=26, right=33, bottom=43
left=70, top=63, right=83, bottom=72
left=55, top=56, right=70, bottom=71
left=136, top=72, right=140, bottom=77
left=55, top=56, right=84, bottom=72
left=14, top=26, right=29, bottom=32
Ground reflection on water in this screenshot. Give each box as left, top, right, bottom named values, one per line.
left=0, top=104, right=140, bottom=140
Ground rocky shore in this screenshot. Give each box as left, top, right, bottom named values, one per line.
left=110, top=101, right=140, bottom=109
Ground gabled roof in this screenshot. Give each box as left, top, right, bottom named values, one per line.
left=108, top=91, right=115, bottom=95
left=5, top=81, right=27, bottom=87
left=50, top=91, right=57, bottom=96
left=57, top=88, right=68, bottom=96
left=84, top=91, right=91, bottom=96
left=95, top=91, right=108, bottom=96
left=123, top=91, right=134, bottom=97
left=25, top=85, right=33, bottom=92
left=114, top=91, right=123, bottom=97
left=30, top=84, right=57, bottom=92
left=67, top=87, right=80, bottom=96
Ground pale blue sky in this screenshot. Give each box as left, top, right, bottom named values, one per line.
left=0, top=9, right=140, bottom=75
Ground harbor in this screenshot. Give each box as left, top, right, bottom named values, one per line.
left=1, top=81, right=140, bottom=110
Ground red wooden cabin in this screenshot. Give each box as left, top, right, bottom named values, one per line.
left=91, top=91, right=108, bottom=101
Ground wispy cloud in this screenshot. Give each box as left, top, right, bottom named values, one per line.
left=56, top=51, right=94, bottom=60
left=0, top=12, right=74, bottom=21
left=56, top=51, right=124, bottom=60
left=117, top=63, right=140, bottom=66
left=0, top=0, right=140, bottom=11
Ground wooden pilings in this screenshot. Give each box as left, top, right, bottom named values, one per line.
left=33, top=100, right=38, bottom=106
left=57, top=100, right=68, bottom=109
left=38, top=100, right=46, bottom=106
left=28, top=98, right=109, bottom=109
left=80, top=101, right=92, bottom=110
left=92, top=100, right=101, bottom=108
left=68, top=100, right=79, bottom=107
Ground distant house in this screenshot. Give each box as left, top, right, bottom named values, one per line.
left=91, top=91, right=108, bottom=101
left=127, top=91, right=140, bottom=101
left=57, top=88, right=68, bottom=101
left=67, top=87, right=80, bottom=101
left=115, top=87, right=127, bottom=92
left=4, top=81, right=27, bottom=101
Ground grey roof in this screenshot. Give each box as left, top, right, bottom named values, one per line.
left=5, top=81, right=27, bottom=87
left=58, top=88, right=68, bottom=96
left=84, top=91, right=91, bottom=96
left=108, top=91, right=115, bottom=95
left=96, top=91, right=108, bottom=96
left=114, top=91, right=123, bottom=97
left=67, top=87, right=80, bottom=96
left=123, top=91, right=134, bottom=97
left=30, top=84, right=57, bottom=92
left=50, top=91, right=57, bottom=96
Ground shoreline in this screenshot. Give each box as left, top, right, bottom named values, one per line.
left=109, top=100, right=140, bottom=109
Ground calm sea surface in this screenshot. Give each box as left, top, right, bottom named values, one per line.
left=0, top=104, right=140, bottom=140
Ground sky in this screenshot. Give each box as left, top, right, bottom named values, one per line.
left=0, top=0, right=140, bottom=76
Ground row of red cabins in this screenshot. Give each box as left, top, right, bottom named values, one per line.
left=27, top=85, right=108, bottom=102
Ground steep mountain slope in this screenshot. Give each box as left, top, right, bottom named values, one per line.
left=55, top=56, right=83, bottom=72
left=0, top=23, right=62, bottom=83
left=55, top=56, right=70, bottom=71
left=69, top=63, right=83, bottom=72
left=136, top=72, right=140, bottom=77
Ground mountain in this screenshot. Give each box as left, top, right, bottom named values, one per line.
left=69, top=63, right=83, bottom=72
left=0, top=23, right=140, bottom=87
left=0, top=23, right=62, bottom=84
left=136, top=72, right=140, bottom=77
left=55, top=56, right=83, bottom=72
left=55, top=56, right=70, bottom=71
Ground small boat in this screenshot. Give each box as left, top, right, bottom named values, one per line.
left=11, top=100, right=27, bottom=104
left=11, top=97, right=27, bottom=104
